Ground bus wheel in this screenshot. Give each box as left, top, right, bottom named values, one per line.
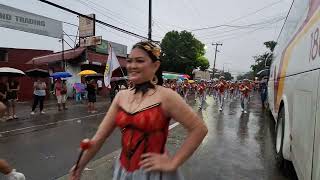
left=275, top=107, right=290, bottom=174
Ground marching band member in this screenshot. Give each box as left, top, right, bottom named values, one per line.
left=217, top=76, right=227, bottom=111
left=198, top=80, right=206, bottom=109
left=239, top=79, right=251, bottom=114
left=182, top=79, right=190, bottom=100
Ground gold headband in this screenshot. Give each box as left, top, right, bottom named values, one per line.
left=142, top=44, right=161, bottom=59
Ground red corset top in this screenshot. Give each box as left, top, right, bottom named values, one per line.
left=115, top=103, right=169, bottom=172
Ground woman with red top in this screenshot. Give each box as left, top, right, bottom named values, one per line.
left=229, top=82, right=235, bottom=100
left=217, top=76, right=226, bottom=111
left=182, top=79, right=190, bottom=100
left=69, top=41, right=208, bottom=180
left=198, top=81, right=206, bottom=109
left=239, top=79, right=251, bottom=114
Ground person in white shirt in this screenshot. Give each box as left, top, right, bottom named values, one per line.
left=31, top=78, right=46, bottom=115
left=97, top=79, right=103, bottom=95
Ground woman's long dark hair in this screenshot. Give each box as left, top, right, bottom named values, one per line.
left=132, top=41, right=163, bottom=86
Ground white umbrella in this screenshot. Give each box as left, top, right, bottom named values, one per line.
left=0, top=67, right=26, bottom=76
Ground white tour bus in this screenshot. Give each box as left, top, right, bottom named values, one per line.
left=268, top=0, right=320, bottom=179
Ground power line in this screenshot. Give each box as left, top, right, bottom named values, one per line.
left=85, top=0, right=147, bottom=30
left=191, top=0, right=284, bottom=32
left=203, top=25, right=276, bottom=43
left=75, top=0, right=163, bottom=41
left=153, top=19, right=191, bottom=31
left=75, top=0, right=148, bottom=35
left=196, top=16, right=285, bottom=39
left=276, top=0, right=294, bottom=42
left=63, top=21, right=78, bottom=27
left=199, top=17, right=284, bottom=41
left=38, top=0, right=148, bottom=40
left=123, top=0, right=191, bottom=31
left=153, top=21, right=168, bottom=35
left=96, top=24, right=138, bottom=43
left=196, top=13, right=286, bottom=36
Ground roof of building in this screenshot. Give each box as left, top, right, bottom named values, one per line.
left=26, top=47, right=86, bottom=64
left=0, top=47, right=53, bottom=52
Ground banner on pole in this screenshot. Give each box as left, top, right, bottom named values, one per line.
left=104, top=44, right=120, bottom=88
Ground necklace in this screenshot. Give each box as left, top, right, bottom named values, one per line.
left=128, top=86, right=157, bottom=113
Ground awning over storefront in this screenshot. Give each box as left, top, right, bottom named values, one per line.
left=26, top=47, right=86, bottom=65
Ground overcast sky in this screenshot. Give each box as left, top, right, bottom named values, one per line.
left=0, top=0, right=292, bottom=76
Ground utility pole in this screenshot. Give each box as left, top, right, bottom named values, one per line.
left=148, top=0, right=152, bottom=41
left=61, top=35, right=65, bottom=71
left=212, top=43, right=222, bottom=77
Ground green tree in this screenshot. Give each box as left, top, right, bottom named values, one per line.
left=213, top=71, right=233, bottom=80
left=197, top=56, right=210, bottom=71
left=160, top=30, right=207, bottom=75
left=223, top=72, right=233, bottom=80
left=237, top=71, right=254, bottom=80
left=264, top=41, right=277, bottom=52
left=250, top=40, right=277, bottom=77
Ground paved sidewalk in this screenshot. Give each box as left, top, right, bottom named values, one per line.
left=2, top=95, right=108, bottom=121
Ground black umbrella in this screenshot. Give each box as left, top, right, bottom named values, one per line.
left=25, top=68, right=50, bottom=78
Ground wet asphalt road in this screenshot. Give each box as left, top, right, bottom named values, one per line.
left=179, top=93, right=297, bottom=180
left=0, top=93, right=297, bottom=180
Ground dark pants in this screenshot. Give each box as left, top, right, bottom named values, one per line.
left=32, top=95, right=45, bottom=111
left=260, top=89, right=267, bottom=106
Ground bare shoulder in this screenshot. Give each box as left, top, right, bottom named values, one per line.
left=118, top=88, right=131, bottom=96
left=157, top=86, right=181, bottom=102
left=116, top=89, right=132, bottom=104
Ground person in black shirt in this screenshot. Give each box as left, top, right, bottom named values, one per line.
left=0, top=77, right=7, bottom=121
left=86, top=79, right=97, bottom=113
left=6, top=78, right=20, bottom=119
left=260, top=76, right=268, bottom=109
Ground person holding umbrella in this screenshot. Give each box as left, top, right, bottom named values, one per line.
left=86, top=79, right=97, bottom=113
left=259, top=76, right=268, bottom=109
left=31, top=78, right=47, bottom=115
left=54, top=78, right=68, bottom=111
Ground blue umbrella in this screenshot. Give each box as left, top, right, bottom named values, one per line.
left=51, top=72, right=72, bottom=79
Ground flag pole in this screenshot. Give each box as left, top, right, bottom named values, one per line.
left=119, top=66, right=127, bottom=82
left=108, top=43, right=128, bottom=83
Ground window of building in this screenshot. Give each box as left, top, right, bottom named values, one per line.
left=0, top=50, right=8, bottom=62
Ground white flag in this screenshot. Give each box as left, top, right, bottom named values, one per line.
left=104, top=44, right=120, bottom=87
